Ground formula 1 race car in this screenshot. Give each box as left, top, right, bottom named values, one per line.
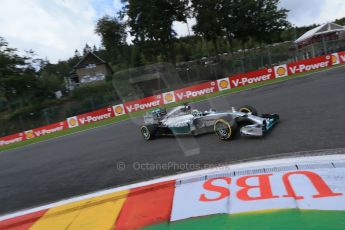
left=140, top=104, right=279, bottom=141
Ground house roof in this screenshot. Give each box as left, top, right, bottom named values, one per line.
left=73, top=52, right=107, bottom=68
left=72, top=52, right=113, bottom=74
left=295, top=22, right=345, bottom=43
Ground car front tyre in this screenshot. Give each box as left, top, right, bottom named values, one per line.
left=214, top=119, right=237, bottom=140
left=141, top=125, right=157, bottom=141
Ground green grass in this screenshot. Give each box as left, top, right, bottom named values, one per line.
left=1, top=64, right=344, bottom=152
left=145, top=209, right=345, bottom=230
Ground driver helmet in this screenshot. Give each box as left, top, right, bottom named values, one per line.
left=192, top=109, right=202, bottom=117
left=181, top=105, right=191, bottom=112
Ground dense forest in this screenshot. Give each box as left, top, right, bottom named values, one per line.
left=1, top=0, right=345, bottom=135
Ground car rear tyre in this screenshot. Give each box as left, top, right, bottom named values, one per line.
left=239, top=105, right=258, bottom=115
left=214, top=118, right=237, bottom=140
left=141, top=125, right=157, bottom=140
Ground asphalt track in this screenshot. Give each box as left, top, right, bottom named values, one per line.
left=1, top=66, right=345, bottom=215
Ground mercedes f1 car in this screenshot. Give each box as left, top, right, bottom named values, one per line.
left=140, top=104, right=279, bottom=141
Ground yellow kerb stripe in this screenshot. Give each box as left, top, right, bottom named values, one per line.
left=29, top=190, right=128, bottom=230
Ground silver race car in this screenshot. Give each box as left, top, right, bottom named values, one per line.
left=140, top=104, right=279, bottom=141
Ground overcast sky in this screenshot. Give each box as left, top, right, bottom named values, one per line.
left=1, top=0, right=345, bottom=63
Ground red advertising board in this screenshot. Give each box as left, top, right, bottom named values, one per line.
left=24, top=121, right=68, bottom=140
left=229, top=68, right=274, bottom=88
left=124, top=95, right=163, bottom=113
left=76, top=106, right=114, bottom=126
left=174, top=81, right=218, bottom=102
left=0, top=132, right=25, bottom=147
left=338, top=51, right=345, bottom=64
left=286, top=55, right=331, bottom=75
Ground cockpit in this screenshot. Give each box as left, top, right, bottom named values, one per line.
left=166, top=105, right=192, bottom=117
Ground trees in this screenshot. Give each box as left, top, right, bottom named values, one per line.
left=334, top=17, right=345, bottom=26
left=218, top=0, right=237, bottom=52
left=228, top=0, right=257, bottom=47
left=82, top=43, right=92, bottom=56
left=251, top=0, right=290, bottom=44
left=0, top=37, right=36, bottom=106
left=1, top=37, right=78, bottom=106
left=191, top=0, right=224, bottom=54
left=191, top=0, right=289, bottom=52
left=91, top=0, right=290, bottom=66
left=0, top=37, right=26, bottom=80
left=122, top=0, right=189, bottom=65
left=95, top=15, right=127, bottom=64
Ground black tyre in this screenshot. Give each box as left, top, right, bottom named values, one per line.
left=214, top=118, right=238, bottom=140
left=141, top=125, right=157, bottom=140
left=239, top=105, right=258, bottom=116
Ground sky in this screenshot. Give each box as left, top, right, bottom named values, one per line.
left=0, top=0, right=345, bottom=63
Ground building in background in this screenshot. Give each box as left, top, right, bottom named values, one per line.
left=67, top=52, right=113, bottom=90
left=295, top=22, right=345, bottom=59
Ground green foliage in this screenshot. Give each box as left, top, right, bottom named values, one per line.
left=37, top=73, right=63, bottom=97
left=40, top=56, right=79, bottom=80
left=250, top=0, right=290, bottom=44
left=0, top=97, right=7, bottom=112
left=191, top=0, right=224, bottom=43
left=334, top=17, right=345, bottom=26
left=191, top=0, right=289, bottom=53
left=95, top=15, right=127, bottom=64
left=0, top=37, right=42, bottom=108
left=72, top=81, right=114, bottom=100
left=122, top=0, right=189, bottom=64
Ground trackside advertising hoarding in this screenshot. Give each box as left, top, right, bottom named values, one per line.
left=0, top=122, right=68, bottom=147
left=66, top=106, right=114, bottom=128
left=0, top=133, right=25, bottom=147
left=1, top=156, right=345, bottom=229
left=171, top=168, right=345, bottom=221
left=338, top=51, right=345, bottom=64
left=1, top=52, right=345, bottom=147
left=173, top=81, right=218, bottom=102
left=24, top=122, right=68, bottom=140
left=229, top=68, right=274, bottom=88
left=78, top=106, right=114, bottom=126
left=124, top=95, right=163, bottom=113
left=286, top=55, right=332, bottom=75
